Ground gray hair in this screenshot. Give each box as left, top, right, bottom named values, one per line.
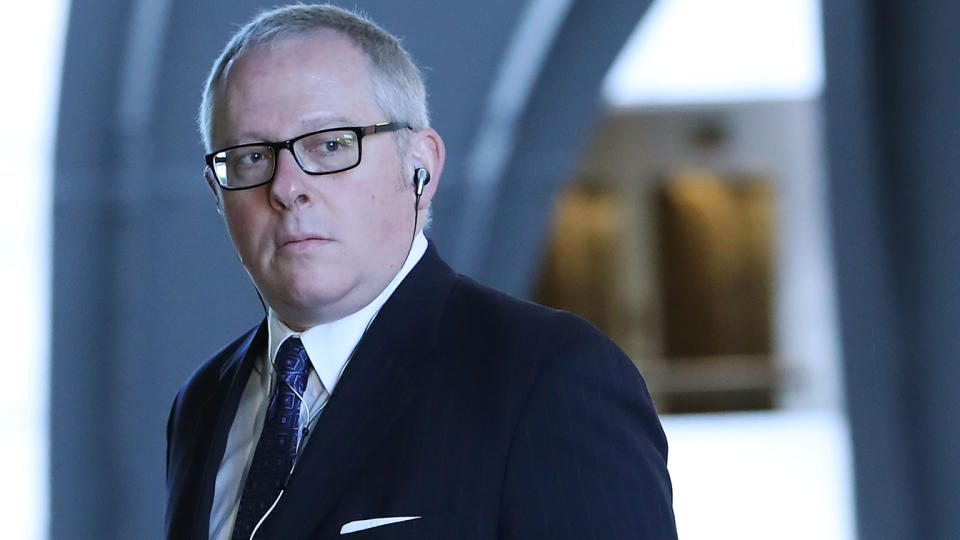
left=198, top=3, right=430, bottom=151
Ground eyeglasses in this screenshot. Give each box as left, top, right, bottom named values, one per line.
left=205, top=122, right=411, bottom=190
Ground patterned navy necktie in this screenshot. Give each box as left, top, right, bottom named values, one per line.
left=232, top=336, right=309, bottom=539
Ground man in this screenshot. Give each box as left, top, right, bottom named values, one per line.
left=166, top=4, right=677, bottom=539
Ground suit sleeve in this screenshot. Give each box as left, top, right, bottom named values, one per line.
left=498, top=329, right=678, bottom=539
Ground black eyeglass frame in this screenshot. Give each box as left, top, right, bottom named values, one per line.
left=205, top=121, right=412, bottom=191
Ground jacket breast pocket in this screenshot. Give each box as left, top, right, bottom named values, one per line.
left=336, top=512, right=467, bottom=539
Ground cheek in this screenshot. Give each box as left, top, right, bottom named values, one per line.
left=372, top=187, right=412, bottom=235
left=224, top=206, right=249, bottom=237
left=351, top=181, right=406, bottom=229
left=223, top=201, right=270, bottom=256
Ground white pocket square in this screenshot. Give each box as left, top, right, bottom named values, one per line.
left=340, top=516, right=421, bottom=534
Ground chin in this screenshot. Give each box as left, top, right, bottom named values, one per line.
left=262, top=273, right=357, bottom=323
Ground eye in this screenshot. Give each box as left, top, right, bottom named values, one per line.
left=242, top=151, right=264, bottom=164
left=322, top=139, right=343, bottom=153
left=227, top=146, right=272, bottom=171
left=303, top=131, right=357, bottom=155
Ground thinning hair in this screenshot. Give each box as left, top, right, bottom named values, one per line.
left=198, top=3, right=429, bottom=151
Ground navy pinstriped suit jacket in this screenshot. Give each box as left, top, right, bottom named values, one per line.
left=165, top=242, right=677, bottom=539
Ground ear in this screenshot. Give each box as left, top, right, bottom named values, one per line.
left=408, top=128, right=445, bottom=210
left=204, top=167, right=223, bottom=214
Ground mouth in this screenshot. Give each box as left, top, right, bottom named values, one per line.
left=278, top=234, right=332, bottom=252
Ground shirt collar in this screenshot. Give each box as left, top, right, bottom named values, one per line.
left=267, top=231, right=428, bottom=394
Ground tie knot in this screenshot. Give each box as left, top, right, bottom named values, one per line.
left=274, top=336, right=309, bottom=392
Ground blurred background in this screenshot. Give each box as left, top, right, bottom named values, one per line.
left=4, top=0, right=959, bottom=538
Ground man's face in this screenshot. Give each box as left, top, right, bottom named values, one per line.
left=208, top=32, right=426, bottom=329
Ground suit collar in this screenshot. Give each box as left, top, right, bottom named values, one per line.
left=265, top=232, right=430, bottom=395
left=217, top=321, right=264, bottom=380
left=263, top=240, right=457, bottom=537
left=193, top=321, right=266, bottom=539
left=357, top=239, right=455, bottom=355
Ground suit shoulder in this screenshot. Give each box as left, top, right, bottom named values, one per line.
left=447, top=273, right=613, bottom=347
left=174, top=324, right=260, bottom=404
left=442, top=274, right=629, bottom=381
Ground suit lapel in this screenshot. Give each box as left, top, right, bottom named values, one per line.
left=190, top=321, right=267, bottom=539
left=267, top=242, right=457, bottom=538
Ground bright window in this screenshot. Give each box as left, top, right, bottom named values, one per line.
left=601, top=1, right=854, bottom=538
left=0, top=1, right=69, bottom=538
left=604, top=0, right=824, bottom=106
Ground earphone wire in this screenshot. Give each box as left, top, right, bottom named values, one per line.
left=248, top=306, right=382, bottom=539
left=412, top=192, right=421, bottom=251
left=248, top=173, right=423, bottom=539
left=255, top=286, right=268, bottom=317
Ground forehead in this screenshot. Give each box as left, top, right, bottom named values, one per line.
left=211, top=31, right=380, bottom=145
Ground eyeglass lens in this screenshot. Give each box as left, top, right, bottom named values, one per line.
left=214, top=129, right=360, bottom=188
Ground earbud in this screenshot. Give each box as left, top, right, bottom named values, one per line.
left=413, top=167, right=431, bottom=197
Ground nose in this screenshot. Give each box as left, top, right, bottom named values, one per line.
left=269, top=147, right=311, bottom=210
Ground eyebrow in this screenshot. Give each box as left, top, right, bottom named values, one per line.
left=220, top=115, right=358, bottom=148
left=297, top=115, right=355, bottom=133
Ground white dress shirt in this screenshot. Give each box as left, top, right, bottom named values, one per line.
left=209, top=233, right=428, bottom=540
